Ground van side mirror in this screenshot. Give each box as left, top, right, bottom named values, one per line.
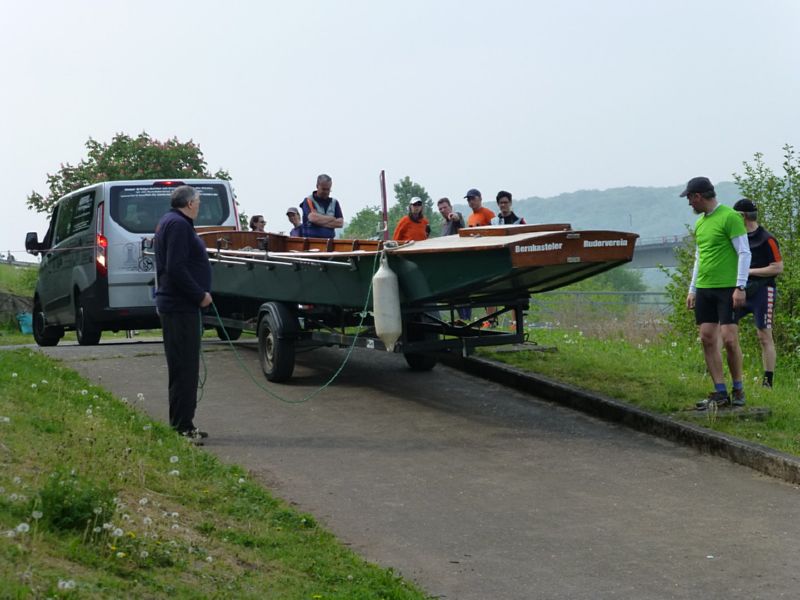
left=25, top=232, right=40, bottom=255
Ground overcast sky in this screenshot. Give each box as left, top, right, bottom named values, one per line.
left=1, top=0, right=798, bottom=254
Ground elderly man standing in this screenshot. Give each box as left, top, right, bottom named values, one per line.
left=301, top=174, right=344, bottom=239
left=682, top=177, right=751, bottom=410
left=154, top=185, right=212, bottom=442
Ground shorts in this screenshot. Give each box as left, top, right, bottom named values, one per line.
left=694, top=287, right=737, bottom=325
left=734, top=284, right=776, bottom=330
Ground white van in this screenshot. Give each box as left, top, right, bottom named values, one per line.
left=25, top=179, right=239, bottom=346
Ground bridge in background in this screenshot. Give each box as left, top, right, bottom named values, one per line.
left=628, top=235, right=688, bottom=269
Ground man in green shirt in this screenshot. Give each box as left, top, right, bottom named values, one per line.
left=681, top=176, right=751, bottom=409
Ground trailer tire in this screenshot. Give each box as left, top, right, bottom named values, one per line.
left=216, top=325, right=242, bottom=341
left=403, top=316, right=438, bottom=372
left=258, top=303, right=296, bottom=382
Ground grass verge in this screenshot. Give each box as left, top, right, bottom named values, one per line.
left=0, top=349, right=430, bottom=599
left=479, top=327, right=800, bottom=457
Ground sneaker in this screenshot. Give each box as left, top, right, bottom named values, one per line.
left=731, top=388, right=746, bottom=407
left=180, top=428, right=208, bottom=444
left=696, top=391, right=731, bottom=411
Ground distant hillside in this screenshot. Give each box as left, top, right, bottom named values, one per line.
left=454, top=181, right=742, bottom=240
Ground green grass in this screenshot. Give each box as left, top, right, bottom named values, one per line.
left=479, top=327, right=800, bottom=457
left=0, top=349, right=430, bottom=599
left=0, top=263, right=38, bottom=297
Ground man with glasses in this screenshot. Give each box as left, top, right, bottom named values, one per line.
left=732, top=198, right=783, bottom=388
left=154, top=185, right=213, bottom=443
left=492, top=191, right=526, bottom=225
left=681, top=177, right=751, bottom=410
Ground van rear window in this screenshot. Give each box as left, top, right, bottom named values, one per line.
left=109, top=184, right=231, bottom=233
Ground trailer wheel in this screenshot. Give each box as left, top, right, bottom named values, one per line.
left=216, top=325, right=242, bottom=341
left=403, top=317, right=438, bottom=372
left=258, top=303, right=296, bottom=382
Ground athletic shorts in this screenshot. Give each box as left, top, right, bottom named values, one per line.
left=734, top=284, right=776, bottom=330
left=694, top=287, right=737, bottom=325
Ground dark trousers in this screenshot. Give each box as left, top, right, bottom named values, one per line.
left=160, top=310, right=201, bottom=432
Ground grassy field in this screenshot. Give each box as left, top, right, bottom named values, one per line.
left=0, top=263, right=37, bottom=298
left=480, top=325, right=800, bottom=457
left=0, top=349, right=430, bottom=599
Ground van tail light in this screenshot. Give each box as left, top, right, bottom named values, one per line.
left=96, top=202, right=108, bottom=277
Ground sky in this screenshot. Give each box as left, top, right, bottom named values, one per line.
left=1, top=0, right=798, bottom=255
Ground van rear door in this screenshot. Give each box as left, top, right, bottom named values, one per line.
left=106, top=181, right=236, bottom=309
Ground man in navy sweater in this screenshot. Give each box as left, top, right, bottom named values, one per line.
left=154, top=185, right=213, bottom=442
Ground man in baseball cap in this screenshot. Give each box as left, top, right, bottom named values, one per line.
left=286, top=206, right=303, bottom=237
left=682, top=176, right=751, bottom=410
left=464, top=188, right=494, bottom=227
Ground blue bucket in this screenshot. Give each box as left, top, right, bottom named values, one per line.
left=16, top=312, right=33, bottom=335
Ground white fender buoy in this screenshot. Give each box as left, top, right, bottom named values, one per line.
left=372, top=254, right=402, bottom=352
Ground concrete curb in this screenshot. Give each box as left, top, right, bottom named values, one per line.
left=441, top=354, right=800, bottom=485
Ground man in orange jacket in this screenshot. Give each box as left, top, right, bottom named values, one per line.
left=465, top=189, right=495, bottom=227
left=392, top=197, right=430, bottom=241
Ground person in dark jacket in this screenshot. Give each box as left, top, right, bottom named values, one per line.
left=154, top=185, right=213, bottom=443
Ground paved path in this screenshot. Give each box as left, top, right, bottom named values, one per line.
left=41, top=340, right=800, bottom=600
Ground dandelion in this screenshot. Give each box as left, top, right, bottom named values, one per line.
left=92, top=394, right=99, bottom=400
left=5, top=530, right=15, bottom=538
left=9, top=493, right=18, bottom=501
left=15, top=523, right=30, bottom=534
left=93, top=526, right=101, bottom=533
left=169, top=455, right=179, bottom=464
left=0, top=416, right=9, bottom=423
left=137, top=393, right=145, bottom=401
left=171, top=524, right=180, bottom=530
left=102, top=522, right=113, bottom=530
left=30, top=383, right=37, bottom=389
left=671, top=341, right=678, bottom=348
left=140, top=550, right=149, bottom=559
left=142, top=424, right=151, bottom=431
left=121, top=396, right=129, bottom=404
left=112, top=528, right=123, bottom=538
left=139, top=497, right=149, bottom=506
left=116, top=551, right=127, bottom=558
left=143, top=517, right=152, bottom=526
left=57, top=579, right=76, bottom=590
left=170, top=512, right=179, bottom=519
left=205, top=556, right=213, bottom=563
left=122, top=514, right=131, bottom=521
left=238, top=477, right=245, bottom=484
left=18, top=494, right=27, bottom=502
left=169, top=470, right=180, bottom=476
left=81, top=389, right=88, bottom=395
left=31, top=511, right=42, bottom=520
left=41, top=379, right=48, bottom=384
left=11, top=372, right=17, bottom=378
left=12, top=476, right=21, bottom=485
left=86, top=408, right=93, bottom=417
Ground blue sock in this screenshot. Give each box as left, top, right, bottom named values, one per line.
left=732, top=380, right=743, bottom=390
left=714, top=382, right=728, bottom=394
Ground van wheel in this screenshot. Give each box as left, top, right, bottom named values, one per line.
left=75, top=296, right=101, bottom=346
left=258, top=303, right=296, bottom=382
left=216, top=325, right=242, bottom=341
left=32, top=299, right=63, bottom=347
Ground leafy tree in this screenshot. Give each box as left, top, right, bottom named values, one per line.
left=26, top=132, right=232, bottom=215
left=389, top=176, right=443, bottom=237
left=343, top=205, right=383, bottom=239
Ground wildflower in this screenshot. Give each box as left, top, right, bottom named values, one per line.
left=30, top=383, right=37, bottom=389
left=112, top=528, right=124, bottom=538
left=11, top=372, right=17, bottom=378
left=41, top=379, right=48, bottom=384
left=12, top=476, right=21, bottom=485
left=671, top=341, right=678, bottom=348
left=238, top=477, right=245, bottom=484
left=121, top=397, right=128, bottom=404
left=140, top=550, right=149, bottom=559
left=86, top=408, right=93, bottom=417
left=5, top=530, right=15, bottom=538
left=170, top=512, right=179, bottom=518
left=205, top=556, right=213, bottom=563
left=0, top=416, right=9, bottom=423
left=102, top=522, right=113, bottom=530
left=169, top=470, right=180, bottom=476
left=94, top=506, right=103, bottom=515
left=143, top=424, right=152, bottom=431
left=122, top=514, right=131, bottom=521
left=93, top=526, right=101, bottom=533
left=143, top=517, right=152, bottom=526
left=171, top=524, right=180, bottom=530
left=31, top=511, right=42, bottom=520
left=57, top=579, right=76, bottom=590
left=16, top=523, right=30, bottom=534
left=169, top=455, right=179, bottom=464
left=17, top=494, right=26, bottom=502
left=81, top=389, right=88, bottom=395
left=9, top=493, right=18, bottom=501
left=139, top=497, right=149, bottom=506
left=116, top=551, right=126, bottom=558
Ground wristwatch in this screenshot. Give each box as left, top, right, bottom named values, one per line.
left=736, top=285, right=746, bottom=291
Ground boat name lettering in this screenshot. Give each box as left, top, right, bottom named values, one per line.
left=515, top=242, right=563, bottom=253
left=583, top=239, right=628, bottom=248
